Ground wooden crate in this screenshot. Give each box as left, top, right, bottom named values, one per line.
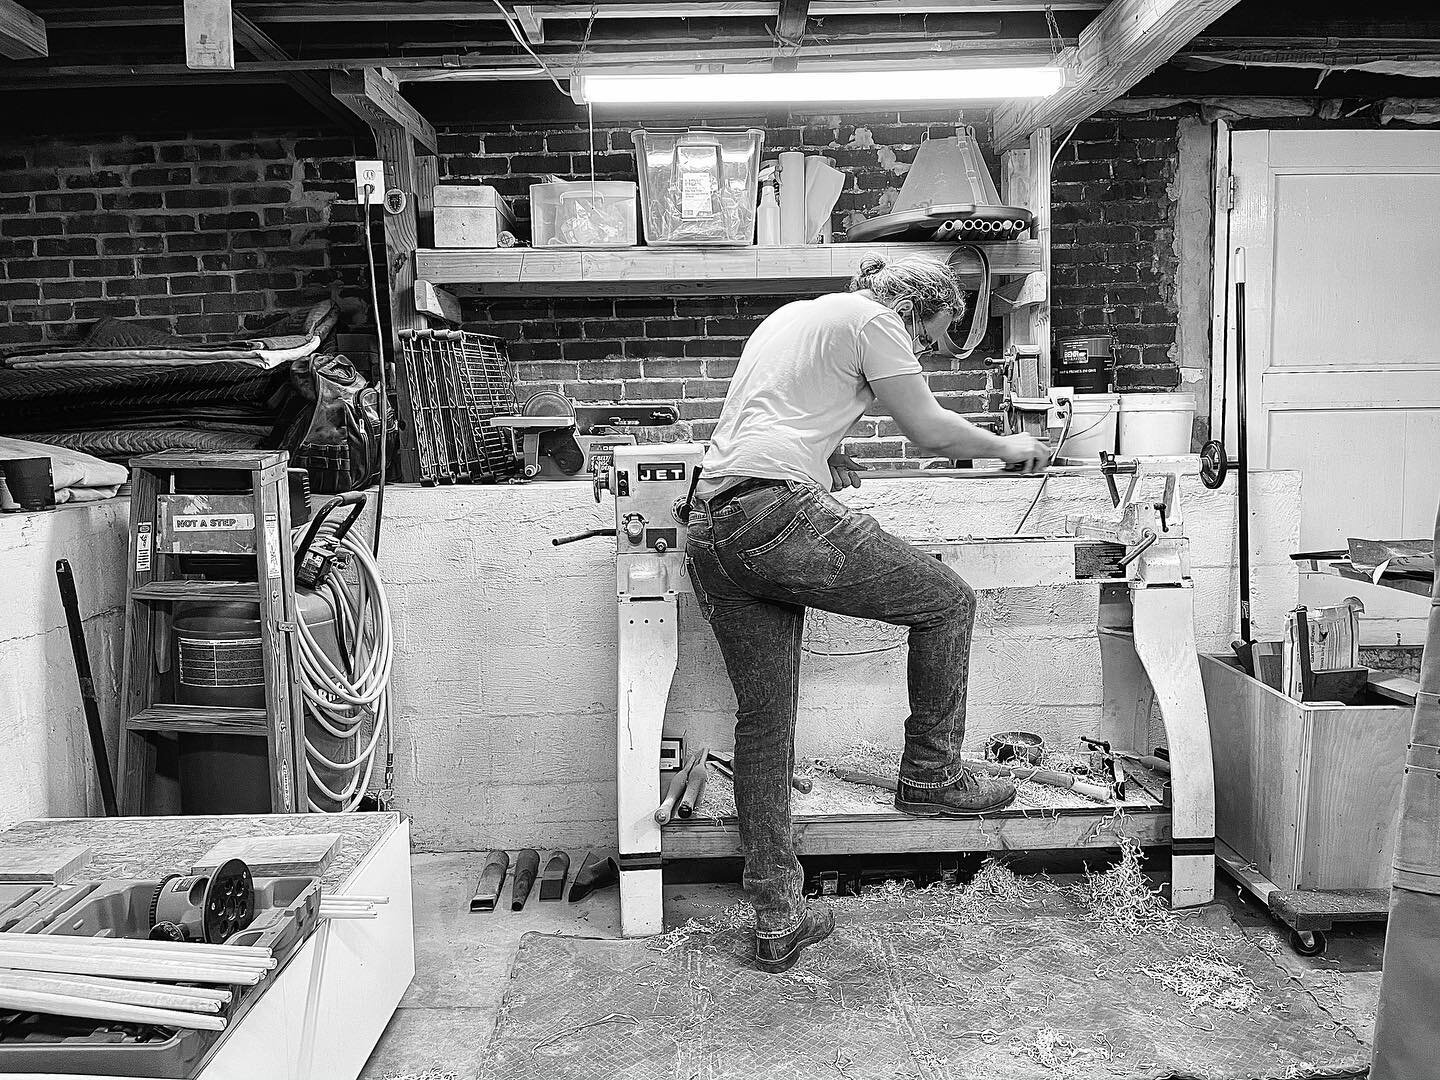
left=1200, top=653, right=1412, bottom=891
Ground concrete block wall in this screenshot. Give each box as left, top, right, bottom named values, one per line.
left=379, top=467, right=1300, bottom=851
left=0, top=107, right=1188, bottom=462
left=0, top=502, right=129, bottom=829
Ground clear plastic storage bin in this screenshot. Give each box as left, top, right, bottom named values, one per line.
left=632, top=128, right=764, bottom=246
left=530, top=180, right=638, bottom=248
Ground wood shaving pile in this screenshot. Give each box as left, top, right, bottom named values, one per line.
left=1068, top=831, right=1176, bottom=935
left=1141, top=953, right=1262, bottom=1013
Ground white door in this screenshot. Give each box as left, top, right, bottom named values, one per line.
left=1223, top=129, right=1440, bottom=644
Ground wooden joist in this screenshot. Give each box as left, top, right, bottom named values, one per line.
left=39, top=1, right=1106, bottom=27
left=331, top=67, right=438, bottom=156
left=993, top=0, right=1246, bottom=150
left=776, top=0, right=811, bottom=46
left=0, top=0, right=45, bottom=60
left=514, top=4, right=544, bottom=44
left=234, top=13, right=361, bottom=130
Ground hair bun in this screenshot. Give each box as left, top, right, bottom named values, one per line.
left=857, top=255, right=888, bottom=276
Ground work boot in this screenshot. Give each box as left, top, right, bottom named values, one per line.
left=753, top=905, right=835, bottom=974
left=894, top=768, right=1016, bottom=816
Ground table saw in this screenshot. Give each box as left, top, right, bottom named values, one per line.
left=556, top=444, right=1217, bottom=937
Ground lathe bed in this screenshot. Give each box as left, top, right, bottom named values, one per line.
left=664, top=761, right=1175, bottom=860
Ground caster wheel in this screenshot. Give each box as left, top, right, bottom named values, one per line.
left=1289, top=928, right=1327, bottom=957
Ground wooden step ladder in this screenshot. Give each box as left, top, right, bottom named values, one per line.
left=117, top=450, right=306, bottom=815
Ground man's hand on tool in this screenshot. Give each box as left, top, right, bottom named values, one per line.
left=828, top=449, right=867, bottom=491
left=996, top=434, right=1051, bottom=475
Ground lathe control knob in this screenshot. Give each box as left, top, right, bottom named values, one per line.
left=623, top=514, right=645, bottom=543
left=654, top=537, right=669, bottom=553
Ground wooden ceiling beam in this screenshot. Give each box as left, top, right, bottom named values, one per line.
left=331, top=67, right=439, bottom=154
left=0, top=0, right=47, bottom=59
left=233, top=13, right=362, bottom=128
left=993, top=0, right=1244, bottom=150
left=41, top=0, right=1106, bottom=29
left=514, top=5, right=545, bottom=43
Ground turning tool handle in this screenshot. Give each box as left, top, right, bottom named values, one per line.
left=469, top=850, right=510, bottom=912
left=654, top=756, right=696, bottom=825
left=677, top=746, right=711, bottom=818
left=552, top=527, right=616, bottom=547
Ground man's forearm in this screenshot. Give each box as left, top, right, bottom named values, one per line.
left=919, top=412, right=1010, bottom=461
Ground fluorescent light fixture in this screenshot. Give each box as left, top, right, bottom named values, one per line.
left=571, top=66, right=1063, bottom=106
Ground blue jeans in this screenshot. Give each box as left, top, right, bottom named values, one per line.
left=685, top=479, right=977, bottom=936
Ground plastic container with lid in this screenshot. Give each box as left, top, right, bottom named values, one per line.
left=632, top=128, right=764, bottom=246
left=1118, top=392, right=1197, bottom=456
left=530, top=180, right=638, bottom=248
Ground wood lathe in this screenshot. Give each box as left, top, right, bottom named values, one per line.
left=555, top=444, right=1217, bottom=937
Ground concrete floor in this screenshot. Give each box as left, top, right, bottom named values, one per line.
left=359, top=853, right=1384, bottom=1080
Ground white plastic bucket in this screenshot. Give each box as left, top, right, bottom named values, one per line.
left=1119, top=393, right=1196, bottom=456
left=1056, top=393, right=1119, bottom=463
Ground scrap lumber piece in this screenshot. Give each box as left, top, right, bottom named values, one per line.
left=191, top=833, right=341, bottom=877
left=0, top=847, right=92, bottom=886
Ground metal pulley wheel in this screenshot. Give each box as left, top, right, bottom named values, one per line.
left=1199, top=439, right=1228, bottom=490
left=149, top=858, right=255, bottom=944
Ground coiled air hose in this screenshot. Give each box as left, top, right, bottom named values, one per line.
left=292, top=513, right=394, bottom=813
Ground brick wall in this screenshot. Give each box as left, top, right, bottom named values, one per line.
left=0, top=132, right=370, bottom=349
left=1051, top=112, right=1184, bottom=391
left=0, top=107, right=1185, bottom=464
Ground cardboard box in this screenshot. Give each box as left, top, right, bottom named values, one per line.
left=433, top=185, right=517, bottom=248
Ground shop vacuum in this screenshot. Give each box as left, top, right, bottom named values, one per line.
left=170, top=470, right=393, bottom=814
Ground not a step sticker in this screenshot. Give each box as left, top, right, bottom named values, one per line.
left=173, top=512, right=256, bottom=532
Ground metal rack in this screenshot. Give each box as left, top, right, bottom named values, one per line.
left=396, top=328, right=520, bottom=485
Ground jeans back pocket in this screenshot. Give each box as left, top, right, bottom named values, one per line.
left=738, top=511, right=845, bottom=590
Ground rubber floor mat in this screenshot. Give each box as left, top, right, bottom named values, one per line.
left=477, top=892, right=1369, bottom=1080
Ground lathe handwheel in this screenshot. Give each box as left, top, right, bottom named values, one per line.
left=1199, top=440, right=1228, bottom=490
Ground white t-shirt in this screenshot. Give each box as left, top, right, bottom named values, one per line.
left=698, top=292, right=920, bottom=494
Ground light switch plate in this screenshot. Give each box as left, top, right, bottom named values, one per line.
left=660, top=738, right=683, bottom=771
left=355, top=161, right=385, bottom=205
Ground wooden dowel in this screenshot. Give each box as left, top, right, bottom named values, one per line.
left=0, top=971, right=225, bottom=1013
left=0, top=936, right=273, bottom=968
left=324, top=895, right=389, bottom=904
left=0, top=986, right=226, bottom=1031
left=317, top=909, right=378, bottom=920
left=0, top=954, right=263, bottom=986
left=28, top=971, right=233, bottom=1003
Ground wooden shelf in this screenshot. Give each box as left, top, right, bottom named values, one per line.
left=132, top=579, right=260, bottom=602
left=414, top=241, right=1043, bottom=298
left=1295, top=557, right=1433, bottom=598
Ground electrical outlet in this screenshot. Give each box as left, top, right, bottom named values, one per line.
left=355, top=160, right=384, bottom=205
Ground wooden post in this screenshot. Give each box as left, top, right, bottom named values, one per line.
left=1001, top=127, right=1051, bottom=438
left=332, top=68, right=440, bottom=484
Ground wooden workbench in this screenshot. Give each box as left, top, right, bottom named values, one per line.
left=0, top=813, right=413, bottom=1080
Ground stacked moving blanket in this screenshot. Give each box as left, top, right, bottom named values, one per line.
left=0, top=306, right=334, bottom=460
left=0, top=303, right=385, bottom=493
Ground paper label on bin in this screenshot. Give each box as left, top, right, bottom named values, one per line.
left=681, top=174, right=709, bottom=220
